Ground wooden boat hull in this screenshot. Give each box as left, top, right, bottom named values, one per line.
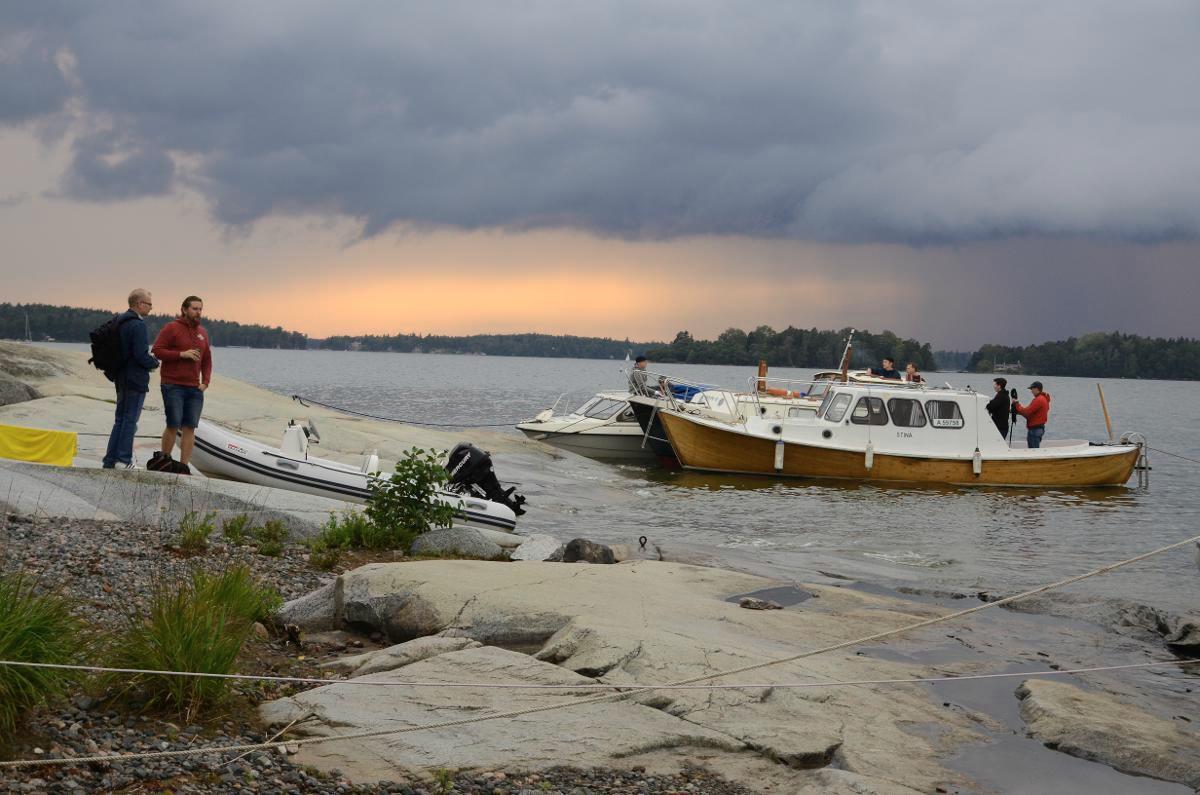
left=659, top=412, right=1139, bottom=487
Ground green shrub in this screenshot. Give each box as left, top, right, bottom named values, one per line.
left=364, top=447, right=456, bottom=551
left=0, top=573, right=84, bottom=735
left=307, top=539, right=342, bottom=571
left=108, top=567, right=279, bottom=718
left=253, top=519, right=288, bottom=557
left=178, top=511, right=216, bottom=554
left=221, top=514, right=252, bottom=545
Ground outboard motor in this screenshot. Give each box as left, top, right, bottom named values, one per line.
left=445, top=443, right=527, bottom=516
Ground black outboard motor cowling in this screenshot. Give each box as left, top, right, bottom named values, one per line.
left=445, top=443, right=527, bottom=516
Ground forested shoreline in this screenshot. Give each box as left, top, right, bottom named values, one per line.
left=7, top=304, right=1196, bottom=378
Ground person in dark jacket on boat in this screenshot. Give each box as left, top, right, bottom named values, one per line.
left=629, top=355, right=653, bottom=395
left=986, top=377, right=1010, bottom=438
left=867, top=357, right=902, bottom=380
left=102, top=289, right=159, bottom=469
left=1014, top=381, right=1051, bottom=449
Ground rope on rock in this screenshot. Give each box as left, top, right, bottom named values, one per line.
left=1, top=531, right=1198, bottom=769
left=0, top=657, right=1196, bottom=692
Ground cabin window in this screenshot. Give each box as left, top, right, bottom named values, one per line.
left=925, top=400, right=965, bottom=429
left=850, top=396, right=889, bottom=426
left=887, top=398, right=927, bottom=428
left=824, top=393, right=852, bottom=423
left=584, top=399, right=627, bottom=420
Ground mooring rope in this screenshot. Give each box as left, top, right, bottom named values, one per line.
left=291, top=395, right=522, bottom=427
left=2, top=531, right=1198, bottom=769
left=1147, top=446, right=1200, bottom=467
left=0, top=658, right=1195, bottom=692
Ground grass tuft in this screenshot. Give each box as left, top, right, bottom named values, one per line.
left=177, top=511, right=216, bottom=554
left=0, top=572, right=85, bottom=735
left=108, top=566, right=281, bottom=718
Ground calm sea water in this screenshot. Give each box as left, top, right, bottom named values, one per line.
left=49, top=344, right=1200, bottom=616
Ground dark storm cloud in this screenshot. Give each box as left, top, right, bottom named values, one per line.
left=2, top=1, right=1199, bottom=242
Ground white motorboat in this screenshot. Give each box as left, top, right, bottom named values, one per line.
left=191, top=420, right=525, bottom=532
left=516, top=391, right=655, bottom=461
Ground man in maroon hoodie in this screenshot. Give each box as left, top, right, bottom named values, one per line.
left=150, top=296, right=212, bottom=473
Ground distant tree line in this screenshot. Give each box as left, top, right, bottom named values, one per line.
left=645, top=326, right=938, bottom=371
left=967, top=332, right=1200, bottom=380
left=320, top=332, right=657, bottom=359
left=0, top=303, right=308, bottom=350
left=933, top=350, right=973, bottom=371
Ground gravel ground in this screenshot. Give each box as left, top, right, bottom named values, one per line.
left=0, top=513, right=760, bottom=794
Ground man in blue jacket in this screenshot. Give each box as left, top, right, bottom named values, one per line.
left=102, top=289, right=160, bottom=468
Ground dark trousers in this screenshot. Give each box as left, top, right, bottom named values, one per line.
left=102, top=383, right=146, bottom=467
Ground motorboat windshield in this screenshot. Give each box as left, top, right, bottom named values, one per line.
left=573, top=396, right=630, bottom=420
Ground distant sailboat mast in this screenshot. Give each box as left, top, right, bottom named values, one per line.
left=24, top=311, right=32, bottom=343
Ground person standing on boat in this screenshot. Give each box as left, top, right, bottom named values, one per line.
left=101, top=289, right=159, bottom=469
left=151, top=296, right=212, bottom=473
left=1013, top=381, right=1051, bottom=449
left=986, top=377, right=1010, bottom=438
left=629, top=355, right=653, bottom=395
left=867, top=357, right=902, bottom=379
left=904, top=362, right=925, bottom=383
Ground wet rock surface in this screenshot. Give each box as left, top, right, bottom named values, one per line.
left=1017, top=679, right=1200, bottom=789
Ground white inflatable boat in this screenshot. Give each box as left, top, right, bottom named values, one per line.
left=191, top=420, right=524, bottom=533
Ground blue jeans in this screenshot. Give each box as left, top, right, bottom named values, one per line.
left=1027, top=426, right=1045, bottom=449
left=162, top=384, right=204, bottom=429
left=103, top=384, right=146, bottom=467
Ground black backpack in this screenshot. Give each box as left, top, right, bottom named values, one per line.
left=88, top=314, right=135, bottom=381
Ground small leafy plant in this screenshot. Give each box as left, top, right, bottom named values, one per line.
left=252, top=519, right=288, bottom=557
left=0, top=573, right=84, bottom=735
left=364, top=447, right=456, bottom=551
left=177, top=511, right=216, bottom=554
left=221, top=513, right=252, bottom=545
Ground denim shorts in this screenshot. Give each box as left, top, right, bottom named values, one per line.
left=162, top=384, right=204, bottom=428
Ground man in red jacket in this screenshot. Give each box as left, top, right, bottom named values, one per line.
left=1013, top=381, right=1051, bottom=449
left=150, top=296, right=212, bottom=473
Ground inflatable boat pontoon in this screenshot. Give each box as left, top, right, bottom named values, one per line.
left=191, top=420, right=525, bottom=532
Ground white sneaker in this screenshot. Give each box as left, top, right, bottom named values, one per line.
left=123, top=461, right=140, bottom=470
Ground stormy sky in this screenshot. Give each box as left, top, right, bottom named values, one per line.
left=2, top=1, right=1199, bottom=348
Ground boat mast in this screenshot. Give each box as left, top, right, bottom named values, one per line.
left=838, top=329, right=855, bottom=382
left=24, top=311, right=31, bottom=343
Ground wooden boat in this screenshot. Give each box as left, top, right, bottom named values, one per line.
left=657, top=382, right=1142, bottom=487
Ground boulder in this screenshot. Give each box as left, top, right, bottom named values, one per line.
left=324, top=635, right=482, bottom=677
left=1017, top=679, right=1200, bottom=788
left=509, top=533, right=564, bottom=562
left=409, top=527, right=505, bottom=560
left=277, top=581, right=338, bottom=632
left=0, top=373, right=40, bottom=407
left=561, top=538, right=615, bottom=564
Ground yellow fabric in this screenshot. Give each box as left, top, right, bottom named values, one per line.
left=0, top=424, right=77, bottom=467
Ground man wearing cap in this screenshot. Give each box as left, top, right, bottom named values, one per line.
left=629, top=355, right=652, bottom=395
left=1013, top=381, right=1051, bottom=449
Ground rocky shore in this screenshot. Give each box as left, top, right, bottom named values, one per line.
left=3, top=342, right=1199, bottom=794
